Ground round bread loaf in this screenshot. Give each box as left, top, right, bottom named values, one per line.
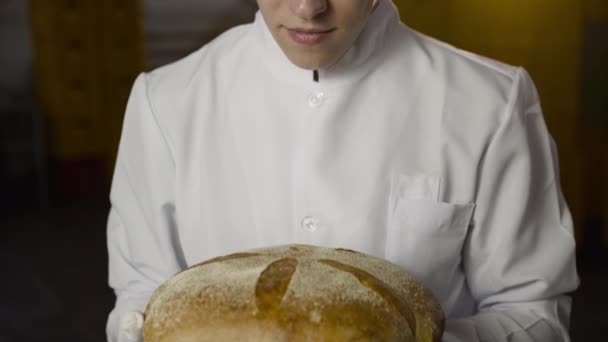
left=143, top=244, right=444, bottom=341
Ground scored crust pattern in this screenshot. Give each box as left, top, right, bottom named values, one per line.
left=255, top=258, right=299, bottom=312
left=318, top=259, right=418, bottom=337
left=144, top=244, right=444, bottom=341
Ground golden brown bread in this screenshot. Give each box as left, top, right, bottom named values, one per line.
left=143, top=244, right=444, bottom=341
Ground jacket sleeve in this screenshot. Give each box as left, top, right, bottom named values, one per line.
left=106, top=73, right=187, bottom=341
left=443, top=68, right=579, bottom=341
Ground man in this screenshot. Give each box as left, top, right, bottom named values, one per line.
left=106, top=0, right=579, bottom=341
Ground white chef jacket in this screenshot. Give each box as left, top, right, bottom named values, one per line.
left=106, top=0, right=579, bottom=341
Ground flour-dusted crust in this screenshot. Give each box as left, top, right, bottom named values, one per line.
left=143, top=245, right=444, bottom=341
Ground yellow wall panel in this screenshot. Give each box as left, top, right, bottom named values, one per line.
left=392, top=0, right=453, bottom=40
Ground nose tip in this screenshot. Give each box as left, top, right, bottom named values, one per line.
left=289, top=0, right=328, bottom=20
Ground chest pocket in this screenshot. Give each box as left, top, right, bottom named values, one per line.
left=385, top=174, right=474, bottom=303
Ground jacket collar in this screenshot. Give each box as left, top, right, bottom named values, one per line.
left=251, top=0, right=401, bottom=89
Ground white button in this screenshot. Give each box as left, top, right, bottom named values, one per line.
left=301, top=216, right=320, bottom=232
left=307, top=92, right=325, bottom=108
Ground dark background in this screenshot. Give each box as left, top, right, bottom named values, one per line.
left=1, top=0, right=606, bottom=341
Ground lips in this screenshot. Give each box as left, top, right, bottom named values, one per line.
left=287, top=27, right=335, bottom=46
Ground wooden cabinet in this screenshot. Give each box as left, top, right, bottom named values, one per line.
left=30, top=0, right=144, bottom=188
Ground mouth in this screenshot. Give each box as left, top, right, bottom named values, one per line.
left=286, top=27, right=336, bottom=46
